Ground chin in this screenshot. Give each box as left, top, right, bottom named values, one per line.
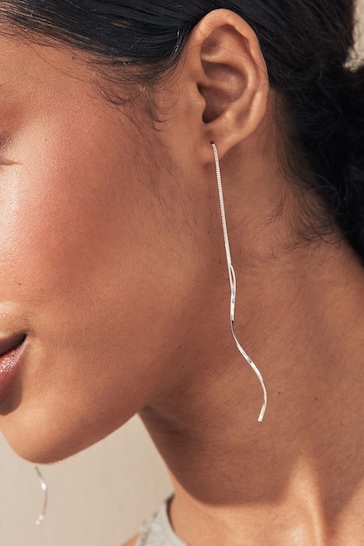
left=3, top=432, right=90, bottom=464
left=0, top=390, right=138, bottom=464
left=1, top=417, right=107, bottom=464
left=0, top=406, right=133, bottom=464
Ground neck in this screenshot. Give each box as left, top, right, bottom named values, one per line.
left=141, top=208, right=364, bottom=544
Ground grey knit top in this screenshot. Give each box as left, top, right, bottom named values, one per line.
left=136, top=502, right=188, bottom=546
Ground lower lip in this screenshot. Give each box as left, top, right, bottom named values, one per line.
left=0, top=342, right=25, bottom=404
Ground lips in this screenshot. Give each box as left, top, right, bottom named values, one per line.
left=0, top=333, right=26, bottom=404
left=0, top=333, right=26, bottom=358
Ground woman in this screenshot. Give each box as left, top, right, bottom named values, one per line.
left=0, top=0, right=364, bottom=544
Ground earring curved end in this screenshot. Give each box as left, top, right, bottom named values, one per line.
left=34, top=466, right=48, bottom=526
left=258, top=387, right=268, bottom=423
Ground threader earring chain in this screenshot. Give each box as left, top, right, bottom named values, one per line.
left=211, top=142, right=267, bottom=422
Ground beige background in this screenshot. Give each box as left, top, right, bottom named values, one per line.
left=0, top=416, right=172, bottom=545
left=1, top=3, right=364, bottom=545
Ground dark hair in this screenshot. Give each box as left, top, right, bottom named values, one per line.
left=1, top=0, right=364, bottom=258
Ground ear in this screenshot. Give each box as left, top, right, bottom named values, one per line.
left=180, top=9, right=269, bottom=162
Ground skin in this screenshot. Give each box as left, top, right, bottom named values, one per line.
left=0, top=33, right=209, bottom=460
left=1, top=9, right=364, bottom=546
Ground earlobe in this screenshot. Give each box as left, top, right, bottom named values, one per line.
left=187, top=9, right=269, bottom=160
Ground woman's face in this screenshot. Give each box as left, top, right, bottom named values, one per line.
left=0, top=35, right=212, bottom=462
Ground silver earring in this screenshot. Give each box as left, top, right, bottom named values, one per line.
left=34, top=466, right=48, bottom=526
left=211, top=143, right=267, bottom=422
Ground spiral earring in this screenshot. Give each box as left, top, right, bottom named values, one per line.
left=211, top=142, right=267, bottom=422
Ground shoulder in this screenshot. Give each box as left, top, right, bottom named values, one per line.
left=120, top=535, right=140, bottom=546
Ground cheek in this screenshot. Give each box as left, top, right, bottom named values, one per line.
left=1, top=184, right=87, bottom=336
left=0, top=120, right=127, bottom=306
left=0, top=118, right=199, bottom=462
